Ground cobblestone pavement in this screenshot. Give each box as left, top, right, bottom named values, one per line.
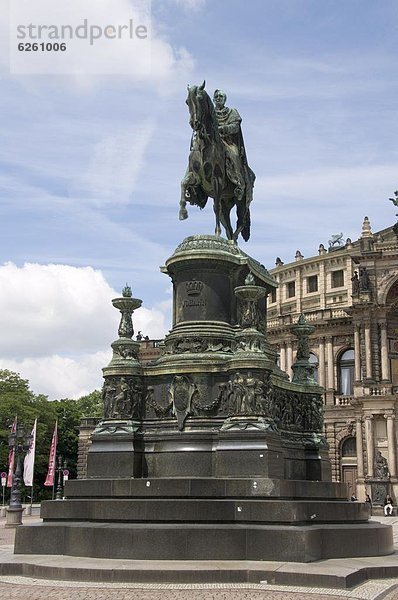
left=0, top=515, right=398, bottom=600
left=0, top=578, right=397, bottom=600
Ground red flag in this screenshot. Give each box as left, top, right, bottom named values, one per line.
left=7, top=416, right=17, bottom=488
left=44, top=421, right=58, bottom=487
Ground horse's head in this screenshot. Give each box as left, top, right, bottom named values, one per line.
left=186, top=81, right=208, bottom=132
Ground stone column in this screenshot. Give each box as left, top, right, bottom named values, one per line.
left=318, top=338, right=326, bottom=388
left=319, top=262, right=326, bottom=310
left=279, top=343, right=286, bottom=373
left=354, top=324, right=361, bottom=382
left=364, top=322, right=372, bottom=379
left=326, top=337, right=334, bottom=389
left=386, top=415, right=397, bottom=477
left=286, top=341, right=293, bottom=380
left=380, top=321, right=390, bottom=382
left=364, top=415, right=374, bottom=477
left=356, top=417, right=364, bottom=479
left=295, top=268, right=302, bottom=314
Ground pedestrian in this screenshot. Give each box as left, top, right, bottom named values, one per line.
left=384, top=494, right=394, bottom=516
left=365, top=493, right=372, bottom=513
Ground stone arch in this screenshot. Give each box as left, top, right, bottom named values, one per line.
left=335, top=425, right=356, bottom=476
left=337, top=426, right=358, bottom=497
left=379, top=275, right=398, bottom=307
left=341, top=436, right=357, bottom=457
left=335, top=422, right=356, bottom=447
left=336, top=346, right=354, bottom=363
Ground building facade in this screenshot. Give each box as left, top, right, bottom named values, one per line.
left=267, top=217, right=398, bottom=502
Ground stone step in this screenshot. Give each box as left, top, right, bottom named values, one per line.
left=41, top=498, right=369, bottom=524
left=65, top=477, right=348, bottom=500
left=14, top=521, right=393, bottom=563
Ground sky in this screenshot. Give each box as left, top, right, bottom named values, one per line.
left=0, top=0, right=398, bottom=399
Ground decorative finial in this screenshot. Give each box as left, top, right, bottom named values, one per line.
left=361, top=216, right=372, bottom=238
left=122, top=283, right=132, bottom=298
left=245, top=271, right=255, bottom=285
left=275, top=257, right=284, bottom=266
left=297, top=313, right=306, bottom=325
left=295, top=250, right=303, bottom=261
left=290, top=313, right=317, bottom=385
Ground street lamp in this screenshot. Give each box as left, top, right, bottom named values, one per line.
left=6, top=423, right=33, bottom=527
left=55, top=455, right=67, bottom=500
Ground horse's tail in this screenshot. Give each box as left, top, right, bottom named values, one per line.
left=241, top=209, right=251, bottom=241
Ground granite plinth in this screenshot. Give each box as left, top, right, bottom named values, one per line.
left=64, top=477, right=349, bottom=499
left=15, top=520, right=393, bottom=563
left=14, top=475, right=393, bottom=562
left=39, top=498, right=370, bottom=524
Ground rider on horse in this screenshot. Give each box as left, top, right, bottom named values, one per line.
left=179, top=83, right=256, bottom=242
left=213, top=89, right=255, bottom=212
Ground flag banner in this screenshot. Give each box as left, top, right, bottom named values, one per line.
left=44, top=421, right=58, bottom=487
left=7, top=416, right=17, bottom=487
left=23, top=419, right=37, bottom=487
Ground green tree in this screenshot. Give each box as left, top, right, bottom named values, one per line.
left=0, top=369, right=102, bottom=501
left=76, top=389, right=102, bottom=418
left=0, top=369, right=57, bottom=501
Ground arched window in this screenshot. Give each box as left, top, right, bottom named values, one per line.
left=339, top=349, right=355, bottom=395
left=341, top=436, right=356, bottom=457
left=309, top=352, right=319, bottom=383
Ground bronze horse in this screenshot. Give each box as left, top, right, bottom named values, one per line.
left=179, top=82, right=253, bottom=242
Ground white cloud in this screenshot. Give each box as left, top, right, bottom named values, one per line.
left=0, top=262, right=118, bottom=357
left=71, top=120, right=156, bottom=205
left=0, top=351, right=110, bottom=399
left=0, top=262, right=169, bottom=398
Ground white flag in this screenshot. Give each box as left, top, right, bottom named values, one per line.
left=23, top=419, right=37, bottom=487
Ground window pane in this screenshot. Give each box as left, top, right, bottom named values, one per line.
left=331, top=270, right=344, bottom=288
left=341, top=437, right=356, bottom=456
left=340, top=366, right=354, bottom=394
left=309, top=353, right=319, bottom=383
left=287, top=281, right=295, bottom=298
left=307, top=275, right=318, bottom=293
left=341, top=349, right=355, bottom=362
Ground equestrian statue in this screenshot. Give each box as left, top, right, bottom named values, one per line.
left=179, top=82, right=255, bottom=242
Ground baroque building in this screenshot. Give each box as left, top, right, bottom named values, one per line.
left=267, top=216, right=398, bottom=503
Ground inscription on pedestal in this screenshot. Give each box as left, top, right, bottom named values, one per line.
left=176, top=273, right=230, bottom=323
left=182, top=298, right=207, bottom=308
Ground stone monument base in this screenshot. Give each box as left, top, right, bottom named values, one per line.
left=15, top=476, right=393, bottom=562
left=13, top=235, right=394, bottom=564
